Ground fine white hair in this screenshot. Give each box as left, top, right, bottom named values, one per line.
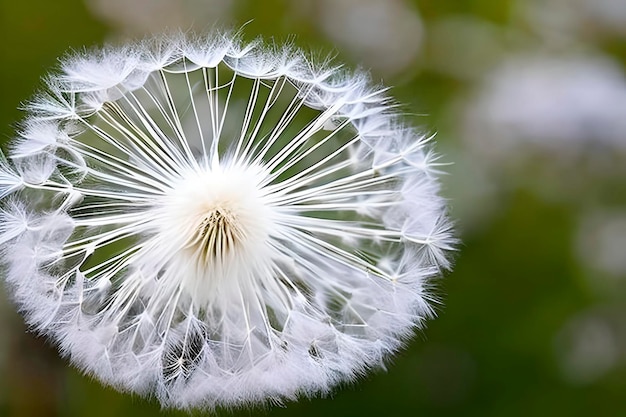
left=0, top=31, right=454, bottom=410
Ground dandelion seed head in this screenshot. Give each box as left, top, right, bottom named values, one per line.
left=0, top=31, right=454, bottom=409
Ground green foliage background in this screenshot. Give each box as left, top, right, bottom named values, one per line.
left=1, top=0, right=625, bottom=416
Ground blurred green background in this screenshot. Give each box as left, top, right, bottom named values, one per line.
left=1, top=0, right=626, bottom=416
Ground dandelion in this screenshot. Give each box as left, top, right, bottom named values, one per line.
left=0, top=32, right=454, bottom=409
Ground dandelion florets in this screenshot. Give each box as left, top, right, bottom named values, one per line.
left=0, top=32, right=454, bottom=409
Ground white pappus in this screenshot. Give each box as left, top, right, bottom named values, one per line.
left=0, top=32, right=454, bottom=409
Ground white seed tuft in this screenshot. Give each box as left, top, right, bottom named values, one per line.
left=0, top=31, right=454, bottom=410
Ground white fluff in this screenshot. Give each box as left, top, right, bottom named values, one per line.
left=0, top=150, right=23, bottom=199
left=0, top=31, right=454, bottom=410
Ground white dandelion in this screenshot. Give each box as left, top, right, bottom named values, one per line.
left=0, top=32, right=454, bottom=409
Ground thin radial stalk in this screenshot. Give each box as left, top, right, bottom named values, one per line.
left=216, top=70, right=238, bottom=158
left=78, top=114, right=178, bottom=185
left=100, top=103, right=181, bottom=178
left=270, top=165, right=410, bottom=205
left=69, top=138, right=174, bottom=191
left=246, top=77, right=291, bottom=163
left=119, top=90, right=192, bottom=171
left=251, top=83, right=315, bottom=169
left=278, top=227, right=390, bottom=279
left=264, top=123, right=356, bottom=186
left=202, top=67, right=220, bottom=167
left=183, top=60, right=208, bottom=163
left=259, top=99, right=346, bottom=173
left=283, top=200, right=397, bottom=211
left=157, top=69, right=200, bottom=171
left=138, top=80, right=196, bottom=165
left=275, top=214, right=402, bottom=242
left=279, top=187, right=397, bottom=206
left=237, top=78, right=289, bottom=166
left=64, top=219, right=150, bottom=252
left=80, top=244, right=143, bottom=278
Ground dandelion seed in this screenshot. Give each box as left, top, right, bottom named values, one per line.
left=0, top=32, right=454, bottom=409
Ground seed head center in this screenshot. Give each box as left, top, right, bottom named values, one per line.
left=157, top=162, right=275, bottom=301
left=192, top=205, right=245, bottom=263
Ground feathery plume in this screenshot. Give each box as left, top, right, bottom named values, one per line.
left=0, top=32, right=454, bottom=409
